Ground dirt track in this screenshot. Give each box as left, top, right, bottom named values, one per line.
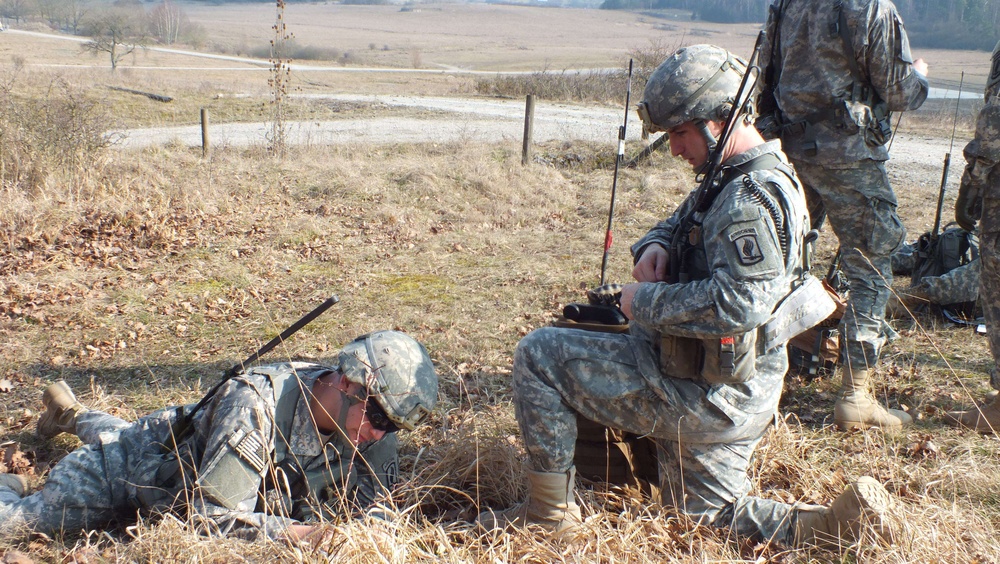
left=119, top=93, right=961, bottom=197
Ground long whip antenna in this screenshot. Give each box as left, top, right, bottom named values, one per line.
left=599, top=59, right=633, bottom=286
left=931, top=71, right=965, bottom=240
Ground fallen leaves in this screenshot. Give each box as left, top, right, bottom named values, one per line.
left=0, top=442, right=34, bottom=476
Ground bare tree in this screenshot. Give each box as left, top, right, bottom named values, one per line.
left=150, top=0, right=185, bottom=45
left=81, top=2, right=148, bottom=71
left=1, top=0, right=36, bottom=24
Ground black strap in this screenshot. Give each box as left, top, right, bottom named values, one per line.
left=717, top=152, right=782, bottom=188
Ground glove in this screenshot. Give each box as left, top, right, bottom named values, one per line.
left=954, top=179, right=981, bottom=232
left=587, top=284, right=623, bottom=307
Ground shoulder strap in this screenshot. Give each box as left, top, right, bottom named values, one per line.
left=266, top=368, right=305, bottom=467
left=718, top=152, right=782, bottom=188
left=832, top=0, right=866, bottom=85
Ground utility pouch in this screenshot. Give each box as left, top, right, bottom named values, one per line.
left=658, top=334, right=702, bottom=379
left=699, top=330, right=758, bottom=385
left=864, top=102, right=892, bottom=147
left=838, top=99, right=865, bottom=135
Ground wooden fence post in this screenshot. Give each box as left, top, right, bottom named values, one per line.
left=522, top=94, right=535, bottom=166
left=201, top=108, right=210, bottom=158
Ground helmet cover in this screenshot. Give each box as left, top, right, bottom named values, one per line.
left=637, top=44, right=749, bottom=133
left=338, top=330, right=437, bottom=431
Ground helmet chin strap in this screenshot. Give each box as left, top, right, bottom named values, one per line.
left=695, top=119, right=718, bottom=175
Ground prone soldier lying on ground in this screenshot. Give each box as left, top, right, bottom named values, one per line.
left=0, top=330, right=438, bottom=542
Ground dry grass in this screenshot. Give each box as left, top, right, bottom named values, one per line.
left=2, top=125, right=999, bottom=562
left=1, top=5, right=1000, bottom=563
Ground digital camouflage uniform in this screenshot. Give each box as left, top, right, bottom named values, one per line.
left=960, top=40, right=1000, bottom=390
left=759, top=0, right=928, bottom=369
left=513, top=139, right=816, bottom=544
left=0, top=363, right=398, bottom=540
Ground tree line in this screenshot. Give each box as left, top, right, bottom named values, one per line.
left=600, top=0, right=999, bottom=51
left=0, top=0, right=206, bottom=69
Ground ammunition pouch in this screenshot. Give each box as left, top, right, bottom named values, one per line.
left=658, top=330, right=758, bottom=385
left=131, top=440, right=195, bottom=513
left=660, top=275, right=837, bottom=383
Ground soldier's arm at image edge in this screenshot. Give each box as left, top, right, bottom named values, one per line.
left=865, top=6, right=928, bottom=110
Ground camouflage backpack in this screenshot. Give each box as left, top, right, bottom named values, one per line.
left=911, top=225, right=979, bottom=286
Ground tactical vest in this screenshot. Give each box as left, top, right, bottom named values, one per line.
left=662, top=154, right=816, bottom=385
left=253, top=364, right=360, bottom=518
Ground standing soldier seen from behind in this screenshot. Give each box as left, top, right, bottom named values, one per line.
left=476, top=45, right=898, bottom=550
left=0, top=331, right=437, bottom=543
left=949, top=40, right=1000, bottom=433
left=758, top=0, right=930, bottom=431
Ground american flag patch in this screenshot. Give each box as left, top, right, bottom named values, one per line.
left=229, top=428, right=267, bottom=474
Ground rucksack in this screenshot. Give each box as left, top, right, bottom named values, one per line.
left=911, top=224, right=980, bottom=318
left=911, top=225, right=979, bottom=285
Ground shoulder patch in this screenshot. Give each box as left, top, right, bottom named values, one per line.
left=729, top=227, right=765, bottom=266
left=719, top=210, right=783, bottom=280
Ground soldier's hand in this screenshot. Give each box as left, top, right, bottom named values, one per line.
left=955, top=180, right=981, bottom=232
left=633, top=244, right=669, bottom=282
left=913, top=58, right=928, bottom=76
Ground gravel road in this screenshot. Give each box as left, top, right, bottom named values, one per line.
left=120, top=93, right=961, bottom=191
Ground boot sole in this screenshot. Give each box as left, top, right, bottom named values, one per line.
left=852, top=477, right=895, bottom=544
left=36, top=381, right=78, bottom=438
left=853, top=477, right=893, bottom=513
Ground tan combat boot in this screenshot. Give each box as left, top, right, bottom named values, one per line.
left=834, top=367, right=911, bottom=431
left=36, top=380, right=89, bottom=439
left=477, top=467, right=583, bottom=535
left=794, top=476, right=895, bottom=549
left=0, top=474, right=27, bottom=498
left=943, top=393, right=1000, bottom=433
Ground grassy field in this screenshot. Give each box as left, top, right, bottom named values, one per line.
left=1, top=4, right=999, bottom=563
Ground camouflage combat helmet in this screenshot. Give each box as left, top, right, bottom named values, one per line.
left=637, top=44, right=749, bottom=133
left=987, top=40, right=1000, bottom=102
left=338, top=330, right=437, bottom=431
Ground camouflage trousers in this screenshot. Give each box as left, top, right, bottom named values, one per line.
left=0, top=412, right=134, bottom=536
left=980, top=190, right=1000, bottom=390
left=795, top=159, right=905, bottom=369
left=512, top=327, right=798, bottom=544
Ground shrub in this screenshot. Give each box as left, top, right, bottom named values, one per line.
left=0, top=67, right=117, bottom=196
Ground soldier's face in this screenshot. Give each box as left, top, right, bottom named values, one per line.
left=310, top=374, right=387, bottom=445
left=343, top=381, right=388, bottom=445
left=667, top=121, right=710, bottom=169
left=667, top=120, right=724, bottom=171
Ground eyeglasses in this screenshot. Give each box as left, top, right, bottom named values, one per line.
left=365, top=398, right=400, bottom=434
